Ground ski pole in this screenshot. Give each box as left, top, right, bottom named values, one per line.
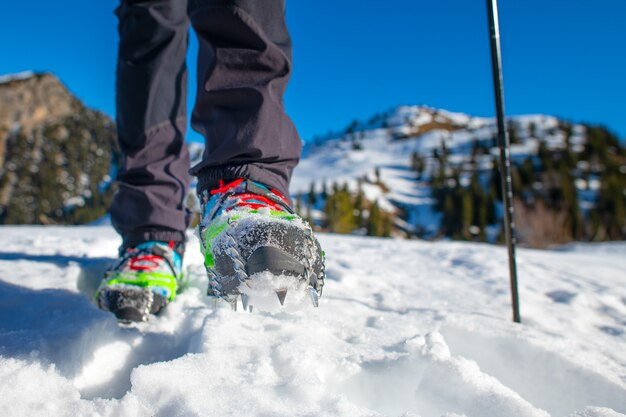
left=486, top=0, right=521, bottom=323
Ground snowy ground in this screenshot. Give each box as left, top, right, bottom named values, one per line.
left=0, top=226, right=625, bottom=417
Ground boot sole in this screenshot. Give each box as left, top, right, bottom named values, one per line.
left=98, top=286, right=168, bottom=323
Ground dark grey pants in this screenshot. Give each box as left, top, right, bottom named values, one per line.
left=111, top=0, right=302, bottom=250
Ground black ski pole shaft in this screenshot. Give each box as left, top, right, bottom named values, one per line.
left=486, top=0, right=521, bottom=323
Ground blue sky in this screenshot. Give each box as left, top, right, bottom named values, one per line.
left=1, top=0, right=625, bottom=141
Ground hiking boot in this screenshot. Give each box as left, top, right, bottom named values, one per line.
left=198, top=178, right=324, bottom=310
left=96, top=241, right=183, bottom=322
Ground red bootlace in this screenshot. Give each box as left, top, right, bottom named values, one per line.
left=209, top=178, right=289, bottom=212
left=128, top=255, right=162, bottom=271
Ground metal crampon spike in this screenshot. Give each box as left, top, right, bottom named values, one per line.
left=210, top=297, right=219, bottom=309
left=230, top=297, right=238, bottom=312
left=276, top=289, right=288, bottom=306
left=309, top=287, right=319, bottom=308
left=241, top=293, right=250, bottom=311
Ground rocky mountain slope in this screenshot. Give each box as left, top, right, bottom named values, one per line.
left=0, top=72, right=119, bottom=224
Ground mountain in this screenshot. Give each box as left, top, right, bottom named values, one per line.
left=290, top=106, right=626, bottom=247
left=2, top=71, right=623, bottom=248
left=0, top=225, right=625, bottom=416
left=0, top=72, right=119, bottom=225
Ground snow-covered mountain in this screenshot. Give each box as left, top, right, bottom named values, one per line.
left=0, top=226, right=624, bottom=416
left=290, top=105, right=625, bottom=246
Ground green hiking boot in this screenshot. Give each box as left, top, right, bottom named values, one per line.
left=96, top=241, right=183, bottom=322
left=198, top=178, right=325, bottom=311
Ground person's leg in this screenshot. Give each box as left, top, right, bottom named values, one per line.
left=99, top=0, right=191, bottom=321
left=188, top=0, right=301, bottom=199
left=188, top=1, right=325, bottom=309
left=111, top=0, right=192, bottom=250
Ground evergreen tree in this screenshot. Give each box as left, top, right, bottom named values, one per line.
left=411, top=151, right=425, bottom=180
left=507, top=123, right=520, bottom=144
left=324, top=186, right=356, bottom=234
left=346, top=119, right=359, bottom=134
left=461, top=189, right=473, bottom=240
left=382, top=215, right=393, bottom=237
left=367, top=201, right=382, bottom=236
left=323, top=191, right=335, bottom=230
left=440, top=192, right=455, bottom=237
left=354, top=185, right=364, bottom=227
left=489, top=158, right=503, bottom=202
left=538, top=140, right=553, bottom=172
left=440, top=137, right=449, bottom=161
left=469, top=172, right=487, bottom=241
left=411, top=151, right=419, bottom=171
left=511, top=165, right=523, bottom=195
left=598, top=167, right=626, bottom=239
left=486, top=191, right=497, bottom=225
left=308, top=182, right=317, bottom=207
left=519, top=158, right=535, bottom=188
left=562, top=123, right=573, bottom=149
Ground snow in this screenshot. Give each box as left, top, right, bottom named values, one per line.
left=290, top=106, right=596, bottom=241
left=0, top=71, right=35, bottom=84
left=0, top=225, right=625, bottom=416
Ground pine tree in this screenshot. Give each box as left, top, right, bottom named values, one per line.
left=323, top=191, right=335, bottom=230
left=367, top=201, right=382, bottom=236
left=354, top=185, right=364, bottom=227
left=486, top=191, right=497, bottom=225
left=507, top=123, right=520, bottom=144
left=461, top=189, right=473, bottom=240
left=469, top=172, right=487, bottom=241
left=441, top=192, right=456, bottom=237
left=489, top=158, right=503, bottom=202
left=411, top=151, right=419, bottom=171
left=440, top=137, right=449, bottom=161
left=519, top=158, right=535, bottom=189
left=598, top=168, right=626, bottom=240
left=324, top=186, right=356, bottom=234
left=558, top=158, right=582, bottom=240
left=308, top=182, right=317, bottom=207
left=346, top=119, right=359, bottom=134
left=538, top=140, right=553, bottom=172
left=505, top=160, right=523, bottom=196
left=382, top=215, right=393, bottom=237
left=411, top=151, right=426, bottom=179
